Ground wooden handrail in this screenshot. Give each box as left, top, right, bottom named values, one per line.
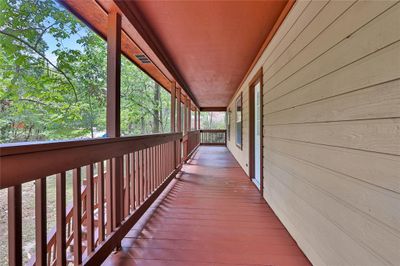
left=200, top=129, right=226, bottom=133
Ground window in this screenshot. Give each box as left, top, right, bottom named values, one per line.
left=235, top=93, right=242, bottom=149
left=227, top=109, right=231, bottom=141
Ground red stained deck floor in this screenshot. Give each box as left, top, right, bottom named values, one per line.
left=104, top=146, right=311, bottom=266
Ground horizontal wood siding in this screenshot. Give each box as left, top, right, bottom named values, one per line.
left=227, top=89, right=250, bottom=175
left=227, top=1, right=400, bottom=265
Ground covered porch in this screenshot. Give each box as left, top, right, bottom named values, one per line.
left=1, top=0, right=399, bottom=265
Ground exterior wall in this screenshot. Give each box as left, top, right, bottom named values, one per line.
left=227, top=89, right=250, bottom=175
left=226, top=1, right=400, bottom=265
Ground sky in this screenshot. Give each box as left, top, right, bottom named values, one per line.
left=42, top=1, right=86, bottom=64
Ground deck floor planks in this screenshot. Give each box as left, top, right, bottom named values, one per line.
left=104, top=146, right=310, bottom=266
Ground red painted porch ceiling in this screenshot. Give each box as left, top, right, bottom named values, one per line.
left=125, top=1, right=288, bottom=107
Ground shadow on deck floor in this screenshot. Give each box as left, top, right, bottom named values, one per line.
left=104, top=146, right=310, bottom=266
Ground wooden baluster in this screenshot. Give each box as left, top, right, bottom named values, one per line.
left=149, top=147, right=152, bottom=193
left=142, top=150, right=145, bottom=201
left=139, top=151, right=142, bottom=205
left=141, top=149, right=144, bottom=202
left=143, top=149, right=148, bottom=198
left=159, top=145, right=161, bottom=181
left=161, top=144, right=163, bottom=182
left=150, top=147, right=153, bottom=193
left=124, top=154, right=130, bottom=217
left=171, top=142, right=173, bottom=171
left=167, top=143, right=170, bottom=174
left=168, top=142, right=171, bottom=173
left=155, top=146, right=158, bottom=187
left=130, top=153, right=135, bottom=211
left=97, top=162, right=105, bottom=243
left=137, top=150, right=141, bottom=204
left=158, top=145, right=161, bottom=185
left=147, top=148, right=151, bottom=195
left=155, top=146, right=158, bottom=188
left=137, top=151, right=140, bottom=205
left=8, top=185, right=22, bottom=266
left=86, top=165, right=95, bottom=253
left=35, top=178, right=46, bottom=266
left=164, top=143, right=166, bottom=179
left=112, top=157, right=123, bottom=233
left=135, top=152, right=139, bottom=209
left=56, top=172, right=66, bottom=266
left=106, top=160, right=113, bottom=235
left=72, top=168, right=82, bottom=264
left=152, top=146, right=155, bottom=191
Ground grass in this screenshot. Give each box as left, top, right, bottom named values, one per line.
left=0, top=174, right=74, bottom=265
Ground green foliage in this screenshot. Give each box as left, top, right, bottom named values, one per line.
left=200, top=112, right=226, bottom=130
left=0, top=0, right=170, bottom=143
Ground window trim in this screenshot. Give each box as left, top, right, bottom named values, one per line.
left=235, top=93, right=243, bottom=150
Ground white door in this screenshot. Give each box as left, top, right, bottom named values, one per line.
left=254, top=83, right=261, bottom=189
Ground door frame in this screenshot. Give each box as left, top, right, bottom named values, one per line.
left=249, top=68, right=263, bottom=193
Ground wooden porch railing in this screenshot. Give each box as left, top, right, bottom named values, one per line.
left=0, top=132, right=191, bottom=265
left=200, top=129, right=226, bottom=145
left=182, top=130, right=200, bottom=161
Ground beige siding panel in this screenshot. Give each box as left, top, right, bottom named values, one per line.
left=264, top=1, right=396, bottom=94
left=261, top=0, right=329, bottom=76
left=264, top=137, right=400, bottom=193
left=267, top=150, right=400, bottom=235
left=265, top=160, right=399, bottom=265
left=265, top=77, right=400, bottom=125
left=263, top=172, right=387, bottom=266
left=264, top=119, right=400, bottom=156
left=263, top=0, right=354, bottom=88
left=265, top=3, right=400, bottom=103
left=264, top=39, right=400, bottom=114
left=244, top=0, right=311, bottom=93
left=260, top=193, right=326, bottom=266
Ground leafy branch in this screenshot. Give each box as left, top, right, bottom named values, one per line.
left=0, top=29, right=78, bottom=101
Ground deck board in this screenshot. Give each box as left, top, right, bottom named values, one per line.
left=104, top=146, right=310, bottom=266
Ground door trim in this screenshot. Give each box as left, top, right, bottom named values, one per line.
left=249, top=68, right=263, bottom=193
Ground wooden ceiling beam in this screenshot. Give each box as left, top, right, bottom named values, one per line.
left=200, top=107, right=227, bottom=112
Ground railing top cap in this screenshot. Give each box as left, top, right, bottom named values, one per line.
left=0, top=132, right=182, bottom=157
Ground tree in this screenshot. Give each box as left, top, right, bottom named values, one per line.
left=0, top=0, right=172, bottom=144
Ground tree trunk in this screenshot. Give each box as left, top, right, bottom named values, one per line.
left=152, top=83, right=160, bottom=133
left=141, top=114, right=145, bottom=134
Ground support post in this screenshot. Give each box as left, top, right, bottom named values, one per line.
left=188, top=99, right=191, bottom=131
left=177, top=87, right=181, bottom=133
left=177, top=87, right=182, bottom=164
left=194, top=109, right=197, bottom=130
left=106, top=9, right=123, bottom=244
left=170, top=81, right=177, bottom=167
left=107, top=10, right=121, bottom=138
left=183, top=95, right=187, bottom=134
left=170, top=81, right=176, bottom=132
